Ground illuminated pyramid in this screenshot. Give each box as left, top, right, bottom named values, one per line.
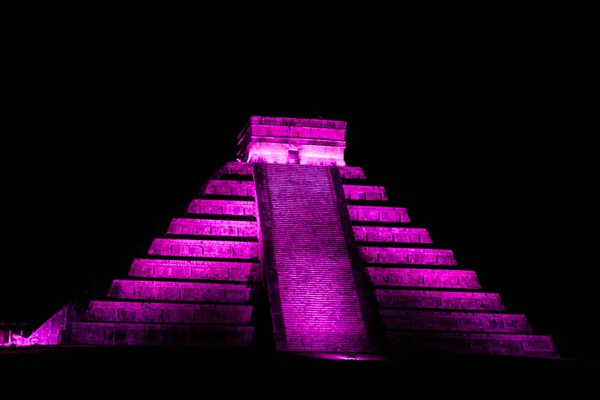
left=17, top=116, right=558, bottom=359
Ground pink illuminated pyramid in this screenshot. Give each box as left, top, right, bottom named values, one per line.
left=16, top=116, right=558, bottom=359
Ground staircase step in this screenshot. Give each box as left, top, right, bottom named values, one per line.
left=107, top=279, right=254, bottom=303
left=187, top=199, right=256, bottom=216
left=366, top=267, right=481, bottom=289
left=375, top=289, right=507, bottom=311
left=167, top=218, right=258, bottom=237
left=66, top=322, right=254, bottom=347
left=387, top=330, right=558, bottom=358
left=348, top=205, right=410, bottom=222
left=85, top=301, right=253, bottom=324
left=354, top=226, right=431, bottom=243
left=381, top=310, right=531, bottom=333
left=128, top=259, right=262, bottom=282
left=359, top=246, right=457, bottom=266
left=148, top=238, right=259, bottom=259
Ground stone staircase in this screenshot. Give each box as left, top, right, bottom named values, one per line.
left=255, top=164, right=371, bottom=353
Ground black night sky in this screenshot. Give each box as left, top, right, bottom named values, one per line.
left=2, top=12, right=596, bottom=363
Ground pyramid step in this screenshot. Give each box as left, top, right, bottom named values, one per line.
left=219, top=161, right=254, bottom=176
left=381, top=310, right=532, bottom=333
left=167, top=218, right=258, bottom=237
left=375, top=289, right=507, bottom=311
left=84, top=301, right=253, bottom=325
left=366, top=267, right=481, bottom=289
left=187, top=199, right=256, bottom=216
left=348, top=205, right=410, bottom=223
left=359, top=246, right=457, bottom=266
left=148, top=238, right=259, bottom=259
left=128, top=259, right=262, bottom=282
left=204, top=180, right=255, bottom=197
left=354, top=226, right=432, bottom=243
left=387, top=331, right=558, bottom=358
left=65, top=322, right=254, bottom=347
left=343, top=184, right=387, bottom=201
left=107, top=279, right=254, bottom=303
left=337, top=166, right=366, bottom=180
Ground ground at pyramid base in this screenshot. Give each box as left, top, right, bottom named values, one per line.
left=4, top=116, right=563, bottom=363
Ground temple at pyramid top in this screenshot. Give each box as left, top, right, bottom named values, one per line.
left=237, top=116, right=348, bottom=166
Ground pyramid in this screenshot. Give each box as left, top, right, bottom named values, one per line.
left=15, top=116, right=558, bottom=359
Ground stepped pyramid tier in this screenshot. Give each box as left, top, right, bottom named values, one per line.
left=11, top=116, right=559, bottom=360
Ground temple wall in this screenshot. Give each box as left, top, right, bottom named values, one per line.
left=365, top=267, right=481, bottom=289
left=107, top=280, right=253, bottom=303
left=85, top=301, right=253, bottom=324
left=374, top=289, right=507, bottom=311
left=128, top=259, right=262, bottom=282
left=353, top=226, right=432, bottom=243
left=348, top=205, right=410, bottom=222
left=380, top=310, right=531, bottom=333
left=359, top=247, right=457, bottom=265
left=343, top=185, right=387, bottom=201
left=167, top=218, right=258, bottom=237
left=204, top=180, right=255, bottom=197
left=148, top=238, right=259, bottom=259
left=187, top=199, right=255, bottom=216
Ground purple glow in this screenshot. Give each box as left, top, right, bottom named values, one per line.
left=347, top=205, right=410, bottom=222
left=204, top=180, right=255, bottom=197
left=343, top=185, right=388, bottom=201
left=148, top=238, right=259, bottom=259
left=186, top=199, right=255, bottom=216
left=365, top=267, right=481, bottom=289
left=107, top=279, right=253, bottom=303
left=359, top=247, right=457, bottom=265
left=85, top=301, right=253, bottom=324
left=374, top=289, right=507, bottom=311
left=262, top=164, right=370, bottom=353
left=354, top=226, right=432, bottom=243
left=13, top=116, right=559, bottom=358
left=387, top=331, right=558, bottom=357
left=167, top=218, right=258, bottom=237
left=380, top=310, right=531, bottom=332
left=67, top=322, right=254, bottom=347
left=128, top=259, right=262, bottom=281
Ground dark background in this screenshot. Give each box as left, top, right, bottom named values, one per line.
left=1, top=9, right=596, bottom=361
